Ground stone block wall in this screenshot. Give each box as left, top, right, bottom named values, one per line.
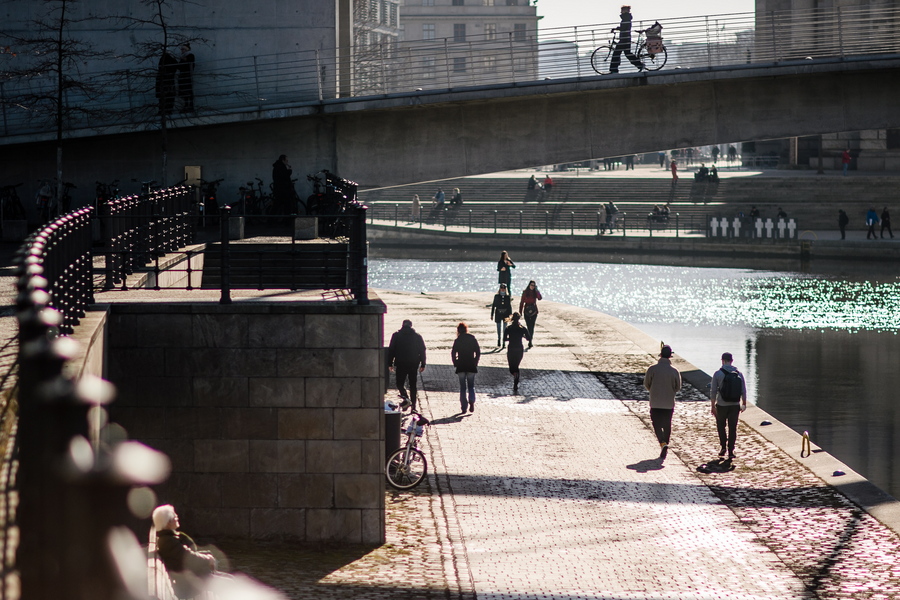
left=106, top=301, right=386, bottom=543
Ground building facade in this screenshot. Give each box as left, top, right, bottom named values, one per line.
left=398, top=0, right=540, bottom=87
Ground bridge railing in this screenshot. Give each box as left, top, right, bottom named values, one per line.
left=2, top=6, right=899, bottom=139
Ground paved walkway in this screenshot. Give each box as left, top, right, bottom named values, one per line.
left=227, top=290, right=900, bottom=599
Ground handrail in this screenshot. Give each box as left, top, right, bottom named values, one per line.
left=2, top=6, right=899, bottom=139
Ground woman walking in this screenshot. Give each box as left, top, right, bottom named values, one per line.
left=490, top=283, right=513, bottom=348
left=518, top=280, right=543, bottom=348
left=497, top=251, right=516, bottom=289
left=410, top=194, right=421, bottom=222
left=504, top=313, right=531, bottom=395
left=451, top=322, right=481, bottom=414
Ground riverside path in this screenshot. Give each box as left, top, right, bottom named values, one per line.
left=225, top=289, right=900, bottom=600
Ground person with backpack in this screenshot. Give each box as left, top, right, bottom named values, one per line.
left=643, top=344, right=682, bottom=458
left=710, top=352, right=748, bottom=460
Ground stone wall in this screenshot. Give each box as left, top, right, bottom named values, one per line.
left=106, top=301, right=387, bottom=543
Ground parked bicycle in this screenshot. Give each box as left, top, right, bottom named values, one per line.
left=96, top=179, right=121, bottom=209
left=0, top=183, right=26, bottom=221
left=132, top=178, right=159, bottom=195
left=199, top=178, right=224, bottom=219
left=591, top=21, right=667, bottom=75
left=386, top=411, right=430, bottom=490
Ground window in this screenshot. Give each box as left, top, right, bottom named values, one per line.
left=422, top=57, right=436, bottom=78
left=513, top=23, right=527, bottom=41
left=423, top=24, right=435, bottom=40
left=483, top=56, right=497, bottom=72
left=423, top=0, right=434, bottom=5
left=485, top=23, right=497, bottom=40
left=506, top=0, right=518, bottom=5
left=454, top=24, right=466, bottom=42
left=484, top=0, right=494, bottom=5
left=452, top=0, right=465, bottom=4
left=453, top=56, right=467, bottom=72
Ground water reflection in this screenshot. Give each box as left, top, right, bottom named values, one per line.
left=370, top=259, right=900, bottom=498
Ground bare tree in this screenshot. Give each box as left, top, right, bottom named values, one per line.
left=1, top=0, right=111, bottom=216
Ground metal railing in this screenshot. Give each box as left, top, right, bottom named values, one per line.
left=2, top=6, right=899, bottom=139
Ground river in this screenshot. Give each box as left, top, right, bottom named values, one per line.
left=369, top=258, right=900, bottom=499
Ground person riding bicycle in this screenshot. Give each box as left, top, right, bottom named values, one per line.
left=609, top=5, right=644, bottom=73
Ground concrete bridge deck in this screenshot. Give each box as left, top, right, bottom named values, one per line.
left=222, top=290, right=900, bottom=600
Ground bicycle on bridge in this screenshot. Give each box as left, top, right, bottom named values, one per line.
left=591, top=20, right=667, bottom=76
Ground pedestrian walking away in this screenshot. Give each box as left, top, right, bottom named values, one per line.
left=881, top=207, right=894, bottom=239
left=497, top=250, right=516, bottom=288
left=387, top=319, right=427, bottom=411
left=670, top=159, right=678, bottom=183
left=842, top=148, right=852, bottom=175
left=643, top=344, right=682, bottom=458
left=271, top=154, right=294, bottom=215
left=838, top=209, right=849, bottom=240
left=519, top=280, right=542, bottom=348
left=609, top=5, right=644, bottom=73
left=490, top=283, right=513, bottom=347
left=504, top=312, right=531, bottom=395
left=451, top=322, right=481, bottom=413
left=710, top=352, right=747, bottom=460
left=866, top=207, right=880, bottom=240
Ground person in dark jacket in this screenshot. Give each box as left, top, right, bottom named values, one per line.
left=387, top=319, right=427, bottom=410
left=504, top=312, right=531, bottom=395
left=490, top=283, right=513, bottom=347
left=838, top=209, right=849, bottom=239
left=497, top=250, right=516, bottom=288
left=881, top=207, right=894, bottom=239
left=152, top=504, right=216, bottom=599
left=609, top=5, right=644, bottom=73
left=272, top=154, right=293, bottom=215
left=177, top=43, right=195, bottom=112
left=451, top=322, right=481, bottom=413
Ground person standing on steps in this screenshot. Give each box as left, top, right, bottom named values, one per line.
left=842, top=148, right=852, bottom=176
left=451, top=322, right=481, bottom=414
left=519, top=280, right=542, bottom=348
left=710, top=352, right=747, bottom=461
left=609, top=5, right=644, bottom=73
left=643, top=344, right=682, bottom=458
left=838, top=209, right=849, bottom=240
left=504, top=313, right=531, bottom=395
left=881, top=207, right=894, bottom=239
left=272, top=154, right=293, bottom=216
left=497, top=250, right=516, bottom=289
left=670, top=159, right=678, bottom=184
left=491, top=283, right=513, bottom=348
left=387, top=319, right=427, bottom=411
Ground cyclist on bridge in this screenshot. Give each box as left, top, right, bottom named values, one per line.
left=609, top=5, right=644, bottom=73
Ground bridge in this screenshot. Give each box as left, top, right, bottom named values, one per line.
left=3, top=6, right=900, bottom=193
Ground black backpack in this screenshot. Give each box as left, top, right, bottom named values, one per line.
left=719, top=368, right=743, bottom=402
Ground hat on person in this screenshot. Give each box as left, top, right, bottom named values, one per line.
left=659, top=345, right=673, bottom=358
left=499, top=283, right=507, bottom=288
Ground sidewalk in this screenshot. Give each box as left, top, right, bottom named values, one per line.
left=227, top=291, right=900, bottom=599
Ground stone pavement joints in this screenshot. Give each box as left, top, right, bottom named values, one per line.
left=374, top=290, right=900, bottom=600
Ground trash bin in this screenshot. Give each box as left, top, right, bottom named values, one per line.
left=385, top=404, right=402, bottom=461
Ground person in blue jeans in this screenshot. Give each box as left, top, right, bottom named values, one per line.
left=451, top=322, right=481, bottom=413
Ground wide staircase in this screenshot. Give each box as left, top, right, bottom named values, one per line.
left=360, top=175, right=900, bottom=233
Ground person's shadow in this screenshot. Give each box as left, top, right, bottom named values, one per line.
left=626, top=457, right=666, bottom=473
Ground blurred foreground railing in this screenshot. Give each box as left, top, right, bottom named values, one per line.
left=2, top=5, right=899, bottom=139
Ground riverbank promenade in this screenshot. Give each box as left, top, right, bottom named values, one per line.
left=226, top=290, right=900, bottom=600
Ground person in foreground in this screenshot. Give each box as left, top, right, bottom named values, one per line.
left=451, top=322, right=481, bottom=413
left=643, top=344, right=682, bottom=458
left=153, top=504, right=217, bottom=599
left=387, top=319, right=427, bottom=411
left=504, top=312, right=531, bottom=395
left=710, top=352, right=747, bottom=460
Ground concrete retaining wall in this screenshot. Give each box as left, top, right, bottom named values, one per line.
left=105, top=301, right=387, bottom=543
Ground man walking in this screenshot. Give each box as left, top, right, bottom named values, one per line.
left=643, top=344, right=682, bottom=458
left=609, top=5, right=644, bottom=73
left=451, top=322, right=481, bottom=414
left=387, top=319, right=427, bottom=411
left=710, top=352, right=747, bottom=460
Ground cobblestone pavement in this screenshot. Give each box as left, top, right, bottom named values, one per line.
left=225, top=290, right=900, bottom=599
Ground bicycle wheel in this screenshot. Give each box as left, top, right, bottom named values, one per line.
left=386, top=447, right=427, bottom=490
left=639, top=43, right=667, bottom=71
left=590, top=45, right=614, bottom=75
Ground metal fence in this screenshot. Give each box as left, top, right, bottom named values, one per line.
left=2, top=5, right=899, bottom=139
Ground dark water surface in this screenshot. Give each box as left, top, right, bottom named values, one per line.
left=370, top=258, right=900, bottom=498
